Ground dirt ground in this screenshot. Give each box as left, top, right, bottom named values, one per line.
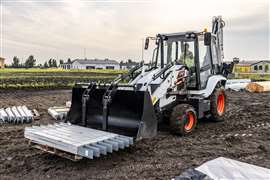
left=0, top=90, right=269, bottom=180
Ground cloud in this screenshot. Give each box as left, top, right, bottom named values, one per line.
left=1, top=0, right=269, bottom=64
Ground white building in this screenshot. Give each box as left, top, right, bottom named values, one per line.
left=61, top=58, right=120, bottom=70
left=251, top=60, right=270, bottom=73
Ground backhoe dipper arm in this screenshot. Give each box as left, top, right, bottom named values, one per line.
left=212, top=16, right=225, bottom=59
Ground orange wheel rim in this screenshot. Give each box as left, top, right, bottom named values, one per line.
left=217, top=93, right=225, bottom=114
left=184, top=112, right=194, bottom=131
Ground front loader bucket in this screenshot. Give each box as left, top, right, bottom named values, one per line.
left=67, top=85, right=157, bottom=140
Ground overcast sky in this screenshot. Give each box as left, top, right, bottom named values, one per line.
left=1, top=0, right=269, bottom=64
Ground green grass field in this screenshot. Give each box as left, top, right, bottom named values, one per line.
left=0, top=68, right=127, bottom=89
left=3, top=68, right=268, bottom=89
left=0, top=68, right=126, bottom=74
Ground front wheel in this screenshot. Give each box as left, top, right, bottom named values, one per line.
left=170, top=104, right=197, bottom=135
left=210, top=87, right=226, bottom=122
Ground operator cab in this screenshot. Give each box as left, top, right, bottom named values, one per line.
left=144, top=31, right=223, bottom=90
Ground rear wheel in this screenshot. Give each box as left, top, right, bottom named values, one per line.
left=170, top=104, right=197, bottom=135
left=210, top=87, right=226, bottom=122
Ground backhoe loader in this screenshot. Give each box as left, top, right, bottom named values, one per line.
left=67, top=16, right=227, bottom=140
left=25, top=16, right=227, bottom=160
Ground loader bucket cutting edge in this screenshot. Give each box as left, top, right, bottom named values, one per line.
left=67, top=85, right=157, bottom=140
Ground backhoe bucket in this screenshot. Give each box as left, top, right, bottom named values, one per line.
left=67, top=85, right=157, bottom=140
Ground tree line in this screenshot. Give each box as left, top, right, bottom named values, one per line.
left=10, top=55, right=71, bottom=68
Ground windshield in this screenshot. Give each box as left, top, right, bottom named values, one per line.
left=164, top=40, right=195, bottom=67
left=153, top=37, right=195, bottom=69
left=143, top=36, right=197, bottom=69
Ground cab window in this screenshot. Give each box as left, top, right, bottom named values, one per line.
left=179, top=41, right=195, bottom=68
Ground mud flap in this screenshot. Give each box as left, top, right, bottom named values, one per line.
left=67, top=85, right=157, bottom=140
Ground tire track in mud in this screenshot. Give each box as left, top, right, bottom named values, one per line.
left=210, top=122, right=270, bottom=139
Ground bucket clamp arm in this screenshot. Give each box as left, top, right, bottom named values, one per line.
left=81, top=83, right=96, bottom=126
left=102, top=84, right=118, bottom=131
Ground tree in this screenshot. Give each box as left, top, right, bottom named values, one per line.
left=59, top=59, right=64, bottom=65
left=24, top=55, right=36, bottom=68
left=44, top=61, right=49, bottom=68
left=47, top=58, right=57, bottom=67
left=52, top=59, right=57, bottom=67
left=67, top=58, right=72, bottom=64
left=12, top=56, right=20, bottom=68
left=48, top=59, right=53, bottom=67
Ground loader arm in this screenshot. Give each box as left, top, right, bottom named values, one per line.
left=114, top=61, right=144, bottom=84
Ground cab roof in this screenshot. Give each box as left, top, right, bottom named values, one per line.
left=159, top=31, right=199, bottom=38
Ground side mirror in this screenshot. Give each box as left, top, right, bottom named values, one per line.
left=144, top=38, right=149, bottom=50
left=204, top=32, right=211, bottom=46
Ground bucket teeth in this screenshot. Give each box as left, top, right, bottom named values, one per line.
left=24, top=123, right=133, bottom=160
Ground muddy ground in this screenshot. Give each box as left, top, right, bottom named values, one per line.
left=0, top=90, right=269, bottom=180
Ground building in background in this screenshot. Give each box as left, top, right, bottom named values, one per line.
left=0, top=57, right=5, bottom=68
left=233, top=61, right=254, bottom=73
left=60, top=58, right=120, bottom=70
left=233, top=59, right=270, bottom=73
left=251, top=60, right=270, bottom=73
left=61, top=62, right=72, bottom=69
